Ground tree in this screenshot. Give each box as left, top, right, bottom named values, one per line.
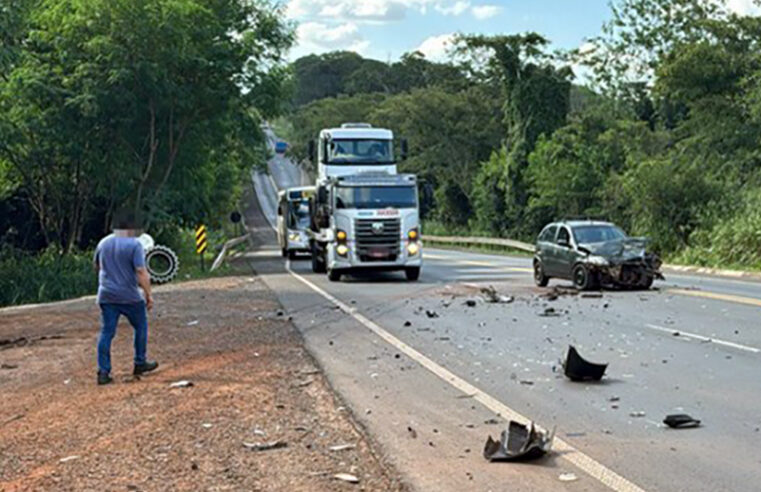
left=0, top=0, right=293, bottom=251
left=457, top=34, right=572, bottom=235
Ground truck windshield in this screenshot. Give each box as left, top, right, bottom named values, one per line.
left=335, top=186, right=416, bottom=209
left=328, top=139, right=394, bottom=164
left=288, top=201, right=310, bottom=229
left=573, top=225, right=626, bottom=243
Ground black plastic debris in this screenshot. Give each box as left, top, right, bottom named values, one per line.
left=563, top=345, right=608, bottom=381
left=539, top=307, right=561, bottom=317
left=663, top=414, right=701, bottom=429
left=425, top=310, right=439, bottom=318
left=403, top=321, right=412, bottom=327
left=483, top=421, right=554, bottom=462
left=465, top=299, right=477, bottom=307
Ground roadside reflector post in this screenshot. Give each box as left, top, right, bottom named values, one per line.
left=195, top=225, right=208, bottom=272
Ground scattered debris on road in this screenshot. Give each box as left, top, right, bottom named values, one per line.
left=334, top=473, right=360, bottom=484
left=464, top=299, right=477, bottom=307
left=539, top=307, right=562, bottom=317
left=558, top=472, right=578, bottom=482
left=1, top=363, right=19, bottom=370
left=542, top=286, right=579, bottom=301
left=580, top=292, right=603, bottom=299
left=59, top=455, right=80, bottom=463
left=663, top=414, right=701, bottom=428
left=630, top=411, right=646, bottom=418
left=425, top=310, right=439, bottom=318
left=169, top=380, right=194, bottom=388
left=329, top=443, right=356, bottom=452
left=483, top=421, right=555, bottom=462
left=242, top=440, right=288, bottom=452
left=480, top=286, right=515, bottom=304
left=186, top=320, right=199, bottom=326
left=563, top=346, right=608, bottom=381
left=407, top=426, right=418, bottom=438
left=403, top=321, right=412, bottom=327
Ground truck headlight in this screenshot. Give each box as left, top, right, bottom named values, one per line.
left=288, top=233, right=299, bottom=241
left=336, top=230, right=347, bottom=242
left=336, top=244, right=349, bottom=257
left=408, top=228, right=419, bottom=240
left=407, top=242, right=419, bottom=256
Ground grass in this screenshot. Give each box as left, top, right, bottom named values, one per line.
left=0, top=226, right=247, bottom=308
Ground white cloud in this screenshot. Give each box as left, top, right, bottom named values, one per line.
left=416, top=33, right=456, bottom=61
left=471, top=4, right=502, bottom=20
left=727, top=0, right=761, bottom=16
left=296, top=22, right=370, bottom=54
left=436, top=1, right=471, bottom=16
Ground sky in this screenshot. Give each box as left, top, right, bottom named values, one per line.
left=286, top=0, right=761, bottom=62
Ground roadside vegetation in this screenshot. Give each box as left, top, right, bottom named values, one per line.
left=0, top=0, right=293, bottom=306
left=283, top=0, right=761, bottom=271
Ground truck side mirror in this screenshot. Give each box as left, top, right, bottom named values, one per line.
left=308, top=140, right=315, bottom=163
left=317, top=186, right=328, bottom=204
left=321, top=139, right=329, bottom=163
left=400, top=139, right=409, bottom=161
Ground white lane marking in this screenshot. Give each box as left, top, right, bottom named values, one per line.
left=285, top=260, right=645, bottom=492
left=645, top=324, right=761, bottom=354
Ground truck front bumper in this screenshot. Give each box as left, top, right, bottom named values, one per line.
left=328, top=242, right=423, bottom=271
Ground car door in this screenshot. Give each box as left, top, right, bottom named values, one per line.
left=553, top=226, right=574, bottom=279
left=536, top=225, right=558, bottom=274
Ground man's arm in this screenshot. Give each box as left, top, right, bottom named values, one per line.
left=137, top=267, right=153, bottom=310
left=133, top=242, right=153, bottom=310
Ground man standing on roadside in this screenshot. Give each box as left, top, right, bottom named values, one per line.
left=94, top=212, right=159, bottom=385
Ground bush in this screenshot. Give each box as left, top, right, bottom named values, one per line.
left=0, top=247, right=97, bottom=307
left=675, top=189, right=761, bottom=270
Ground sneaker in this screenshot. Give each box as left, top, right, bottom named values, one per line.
left=133, top=361, right=159, bottom=376
left=97, top=371, right=113, bottom=385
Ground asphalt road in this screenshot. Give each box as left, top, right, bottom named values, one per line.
left=247, top=139, right=761, bottom=491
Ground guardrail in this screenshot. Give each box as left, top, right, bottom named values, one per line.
left=210, top=234, right=250, bottom=272
left=422, top=235, right=534, bottom=253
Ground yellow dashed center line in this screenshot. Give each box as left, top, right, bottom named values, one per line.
left=669, top=288, right=761, bottom=308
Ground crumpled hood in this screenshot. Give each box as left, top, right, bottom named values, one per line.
left=578, top=238, right=650, bottom=263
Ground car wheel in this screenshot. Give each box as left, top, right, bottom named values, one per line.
left=287, top=250, right=297, bottom=261
left=405, top=267, right=421, bottom=281
left=573, top=264, right=598, bottom=290
left=281, top=247, right=287, bottom=258
left=328, top=269, right=342, bottom=282
left=534, top=260, right=549, bottom=287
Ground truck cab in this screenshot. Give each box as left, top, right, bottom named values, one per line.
left=310, top=173, right=422, bottom=282
left=309, top=123, right=407, bottom=181
left=277, top=186, right=315, bottom=259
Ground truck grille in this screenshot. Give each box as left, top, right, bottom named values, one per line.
left=355, top=218, right=401, bottom=262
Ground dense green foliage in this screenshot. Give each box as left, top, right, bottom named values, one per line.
left=285, top=0, right=761, bottom=270
left=0, top=0, right=292, bottom=253
left=0, top=0, right=293, bottom=305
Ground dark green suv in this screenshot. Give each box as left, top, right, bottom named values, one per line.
left=533, top=220, right=663, bottom=290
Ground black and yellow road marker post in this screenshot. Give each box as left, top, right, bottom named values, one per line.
left=195, top=224, right=208, bottom=271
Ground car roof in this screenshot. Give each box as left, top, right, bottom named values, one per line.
left=549, top=220, right=617, bottom=228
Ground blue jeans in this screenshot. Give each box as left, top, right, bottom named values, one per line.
left=97, top=302, right=148, bottom=374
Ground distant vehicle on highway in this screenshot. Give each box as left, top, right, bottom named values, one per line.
left=274, top=141, right=288, bottom=154
left=533, top=220, right=663, bottom=290
left=277, top=187, right=314, bottom=259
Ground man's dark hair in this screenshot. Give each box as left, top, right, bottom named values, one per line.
left=113, top=209, right=143, bottom=230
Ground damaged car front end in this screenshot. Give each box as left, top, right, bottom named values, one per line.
left=578, top=237, right=664, bottom=289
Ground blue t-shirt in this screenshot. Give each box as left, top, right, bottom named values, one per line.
left=94, top=235, right=146, bottom=304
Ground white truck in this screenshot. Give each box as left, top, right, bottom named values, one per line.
left=307, top=123, right=422, bottom=282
